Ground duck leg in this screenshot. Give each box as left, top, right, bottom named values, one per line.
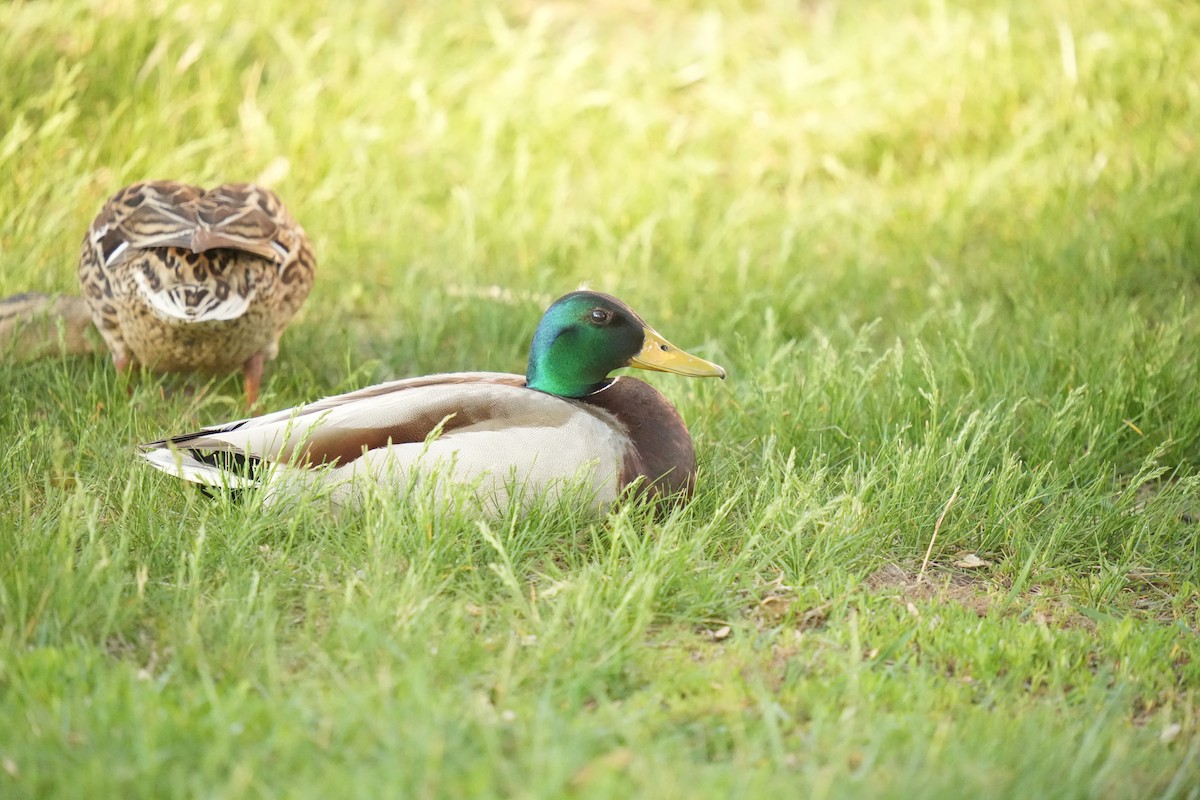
left=111, top=351, right=136, bottom=397
left=243, top=350, right=266, bottom=407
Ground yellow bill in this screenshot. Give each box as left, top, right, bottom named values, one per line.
left=628, top=327, right=726, bottom=379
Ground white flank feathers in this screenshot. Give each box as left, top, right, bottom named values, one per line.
left=139, top=372, right=632, bottom=514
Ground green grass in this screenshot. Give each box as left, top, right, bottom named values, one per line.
left=2, top=0, right=1200, bottom=796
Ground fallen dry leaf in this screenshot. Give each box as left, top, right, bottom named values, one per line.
left=758, top=595, right=792, bottom=622
left=705, top=625, right=732, bottom=641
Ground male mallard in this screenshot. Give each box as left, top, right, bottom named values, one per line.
left=78, top=181, right=316, bottom=404
left=140, top=291, right=726, bottom=513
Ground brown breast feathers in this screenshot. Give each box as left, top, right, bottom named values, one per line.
left=581, top=377, right=697, bottom=501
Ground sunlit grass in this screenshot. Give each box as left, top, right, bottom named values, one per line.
left=2, top=0, right=1199, bottom=797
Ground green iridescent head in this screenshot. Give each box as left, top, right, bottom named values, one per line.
left=525, top=291, right=726, bottom=398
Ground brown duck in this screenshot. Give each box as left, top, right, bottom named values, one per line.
left=77, top=180, right=316, bottom=404
left=0, top=292, right=99, bottom=361
left=140, top=291, right=726, bottom=514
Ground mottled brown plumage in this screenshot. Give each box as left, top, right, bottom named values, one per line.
left=77, top=181, right=315, bottom=404
left=0, top=292, right=99, bottom=361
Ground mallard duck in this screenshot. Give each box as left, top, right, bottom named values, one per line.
left=140, top=290, right=726, bottom=513
left=0, top=292, right=99, bottom=361
left=78, top=180, right=316, bottom=404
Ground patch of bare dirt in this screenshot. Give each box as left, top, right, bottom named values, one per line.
left=864, top=563, right=995, bottom=617
left=863, top=562, right=1097, bottom=632
left=745, top=571, right=831, bottom=632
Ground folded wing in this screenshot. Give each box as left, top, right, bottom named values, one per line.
left=139, top=371, right=629, bottom=509
left=92, top=182, right=294, bottom=266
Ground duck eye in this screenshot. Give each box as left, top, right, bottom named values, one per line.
left=589, top=308, right=612, bottom=324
